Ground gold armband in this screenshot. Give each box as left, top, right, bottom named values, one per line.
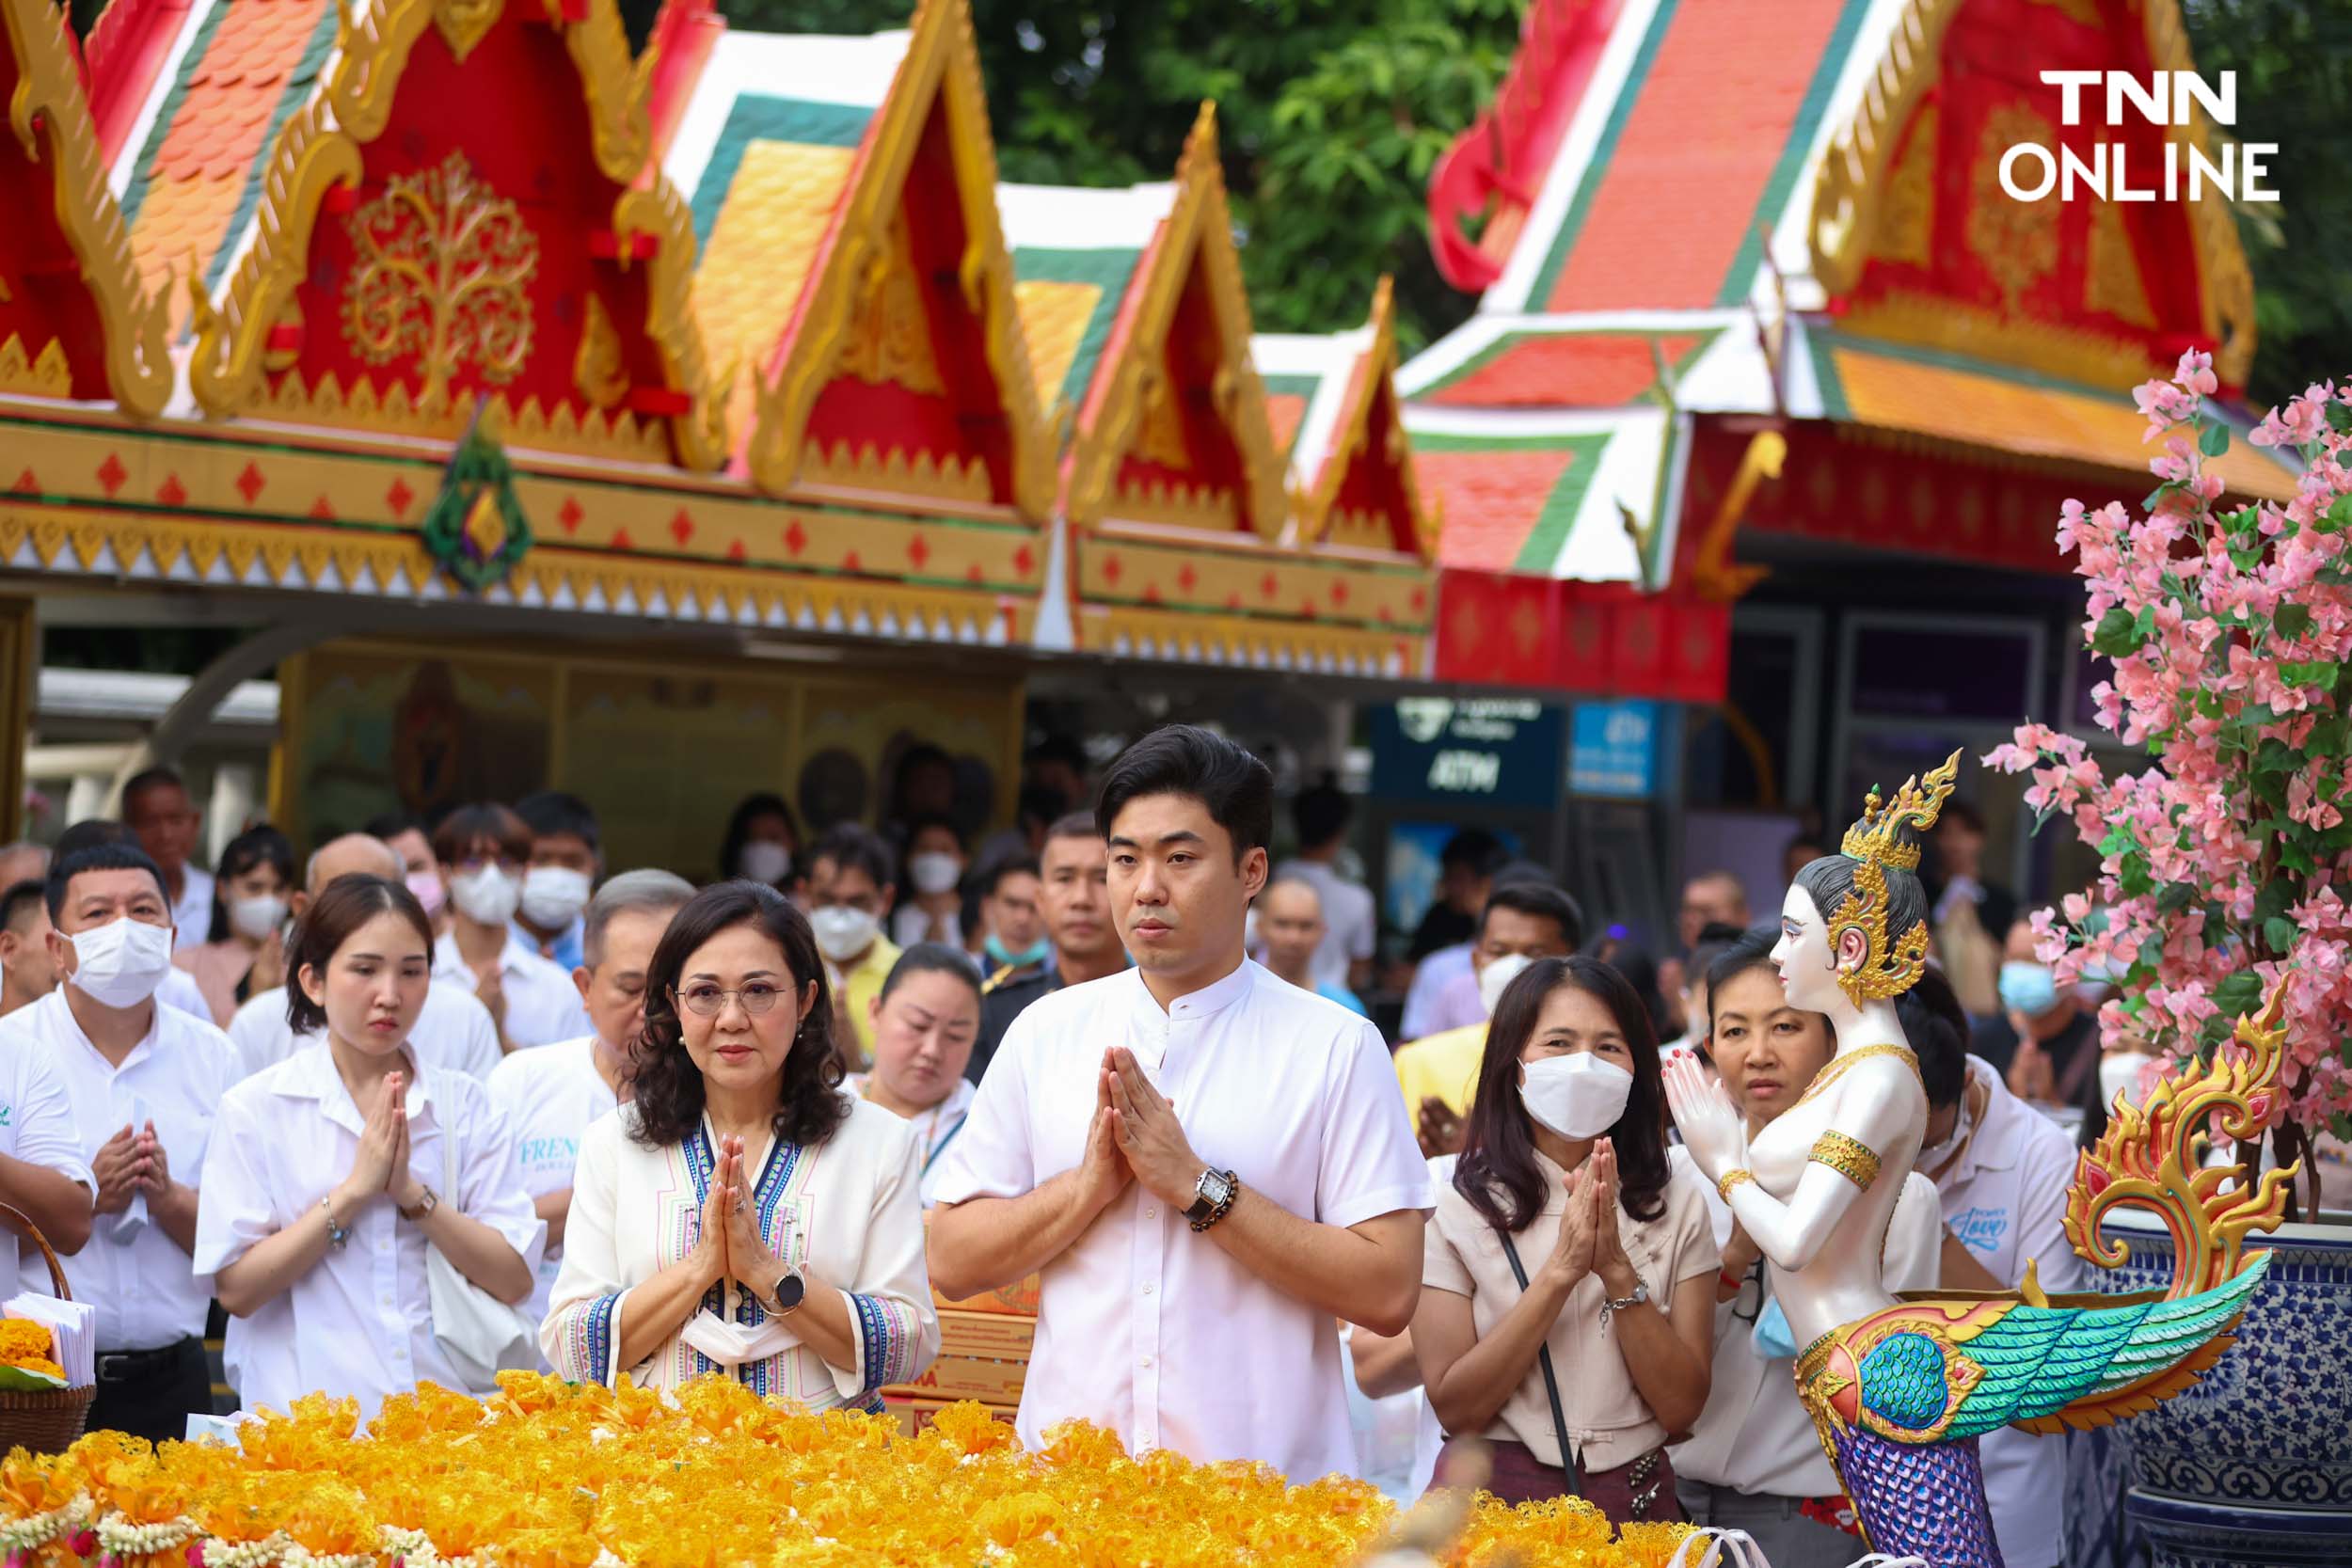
left=1809, top=1131, right=1883, bottom=1191
left=1717, top=1168, right=1755, bottom=1202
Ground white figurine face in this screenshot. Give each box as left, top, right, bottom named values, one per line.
left=1772, top=881, right=1844, bottom=1012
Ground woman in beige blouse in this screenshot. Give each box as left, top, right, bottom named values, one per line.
left=1416, top=955, right=1716, bottom=1525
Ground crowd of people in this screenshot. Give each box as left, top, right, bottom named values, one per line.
left=0, top=733, right=2135, bottom=1568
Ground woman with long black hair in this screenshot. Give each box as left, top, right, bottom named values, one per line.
left=1414, top=956, right=1716, bottom=1524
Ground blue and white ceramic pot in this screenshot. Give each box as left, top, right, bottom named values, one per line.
left=2068, top=1209, right=2352, bottom=1568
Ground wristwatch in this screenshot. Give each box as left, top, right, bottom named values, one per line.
left=398, top=1186, right=438, bottom=1223
left=763, top=1268, right=806, bottom=1316
left=1183, top=1168, right=1239, bottom=1232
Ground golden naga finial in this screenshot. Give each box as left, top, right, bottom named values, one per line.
left=2067, top=975, right=2301, bottom=1299
left=1839, top=749, right=1962, bottom=873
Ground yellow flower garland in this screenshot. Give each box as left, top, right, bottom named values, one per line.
left=0, top=1373, right=1696, bottom=1567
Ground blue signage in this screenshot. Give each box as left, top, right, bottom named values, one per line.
left=1368, top=699, right=1565, bottom=811
left=1568, top=700, right=1659, bottom=800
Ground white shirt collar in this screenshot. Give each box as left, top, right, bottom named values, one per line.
left=273, top=1040, right=436, bottom=1130
left=437, top=928, right=534, bottom=978
left=1130, top=956, right=1256, bottom=1023
left=40, top=988, right=163, bottom=1072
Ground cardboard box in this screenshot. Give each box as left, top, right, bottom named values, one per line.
left=937, top=1308, right=1035, bottom=1360
left=882, top=1352, right=1028, bottom=1403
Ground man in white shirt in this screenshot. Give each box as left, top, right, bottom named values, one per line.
left=4, top=842, right=231, bottom=1440
left=0, top=879, right=57, bottom=1018
left=228, top=834, right=501, bottom=1082
left=1906, top=974, right=2083, bottom=1568
left=931, top=725, right=1431, bottom=1481
left=432, top=804, right=591, bottom=1052
left=1269, top=781, right=1375, bottom=995
left=490, top=869, right=691, bottom=1340
left=122, top=768, right=213, bottom=952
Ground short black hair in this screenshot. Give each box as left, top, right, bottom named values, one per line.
left=1692, top=920, right=1749, bottom=949
left=979, top=854, right=1041, bottom=899
left=45, top=843, right=167, bottom=922
left=1439, top=828, right=1509, bottom=878
left=1479, top=881, right=1584, bottom=951
left=55, top=819, right=135, bottom=859
left=1704, top=926, right=1786, bottom=1019
left=432, top=802, right=533, bottom=866
left=904, top=813, right=965, bottom=851
left=879, top=942, right=983, bottom=1008
left=120, top=767, right=187, bottom=812
left=1044, top=811, right=1100, bottom=846
left=810, top=822, right=896, bottom=890
left=0, top=879, right=46, bottom=932
left=1027, top=734, right=1087, bottom=774
left=516, top=790, right=600, bottom=852
left=1900, top=966, right=1973, bottom=1111
left=1292, top=778, right=1353, bottom=848
left=363, top=811, right=427, bottom=843
left=1094, top=724, right=1274, bottom=859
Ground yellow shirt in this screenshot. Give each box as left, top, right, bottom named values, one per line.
left=1392, top=1022, right=1487, bottom=1118
left=837, top=934, right=902, bottom=1067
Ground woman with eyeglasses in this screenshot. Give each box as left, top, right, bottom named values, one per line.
left=541, top=880, right=937, bottom=1403
left=1414, top=956, right=1716, bottom=1525
left=1666, top=931, right=1943, bottom=1565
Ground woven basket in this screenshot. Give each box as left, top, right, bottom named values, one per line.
left=0, top=1201, right=93, bottom=1455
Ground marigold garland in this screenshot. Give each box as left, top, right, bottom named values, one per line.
left=0, top=1373, right=1695, bottom=1567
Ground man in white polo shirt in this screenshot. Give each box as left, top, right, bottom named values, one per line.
left=490, top=868, right=691, bottom=1343
left=228, top=834, right=501, bottom=1082
left=930, top=726, right=1430, bottom=1481
left=5, top=841, right=236, bottom=1440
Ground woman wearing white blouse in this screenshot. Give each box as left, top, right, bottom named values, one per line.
left=195, top=875, right=540, bottom=1419
left=542, top=881, right=936, bottom=1405
left=842, top=943, right=981, bottom=1207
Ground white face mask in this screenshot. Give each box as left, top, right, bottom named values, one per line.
left=907, top=851, right=962, bottom=896
left=739, top=842, right=792, bottom=886
left=229, top=895, right=289, bottom=942
left=519, top=866, right=593, bottom=929
left=810, top=906, right=879, bottom=963
left=449, top=865, right=521, bottom=927
left=67, top=916, right=175, bottom=1009
left=1519, top=1052, right=1634, bottom=1139
left=1478, top=952, right=1536, bottom=1017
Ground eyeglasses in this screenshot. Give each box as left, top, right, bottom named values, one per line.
left=677, top=982, right=786, bottom=1017
left=1728, top=1258, right=1766, bottom=1325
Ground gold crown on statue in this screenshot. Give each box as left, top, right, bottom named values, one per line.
left=1825, top=750, right=1962, bottom=1005
left=1839, top=752, right=1963, bottom=875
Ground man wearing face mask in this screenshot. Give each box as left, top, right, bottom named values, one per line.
left=804, top=824, right=901, bottom=1067
left=512, top=792, right=600, bottom=971
left=0, top=842, right=235, bottom=1441
left=0, top=880, right=58, bottom=1017
left=432, top=803, right=592, bottom=1053
left=227, top=835, right=504, bottom=1082
left=975, top=855, right=1048, bottom=982
left=1975, top=918, right=2104, bottom=1125
left=1392, top=881, right=1583, bottom=1157
left=490, top=869, right=692, bottom=1353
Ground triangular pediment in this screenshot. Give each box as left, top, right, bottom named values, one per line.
left=191, top=0, right=730, bottom=468
left=0, top=0, right=168, bottom=414
left=1061, top=103, right=1286, bottom=542
left=744, top=0, right=1056, bottom=522
left=1808, top=0, right=2253, bottom=391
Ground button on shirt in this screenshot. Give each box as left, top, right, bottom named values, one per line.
left=932, top=960, right=1432, bottom=1481
left=193, top=1049, right=543, bottom=1420
left=227, top=982, right=502, bottom=1084
left=0, top=1015, right=94, bottom=1290
left=4, top=990, right=240, bottom=1350
left=486, top=1036, right=619, bottom=1331
left=432, top=932, right=590, bottom=1053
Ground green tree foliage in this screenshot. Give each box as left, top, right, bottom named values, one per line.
left=2182, top=0, right=2352, bottom=410
left=701, top=0, right=1521, bottom=352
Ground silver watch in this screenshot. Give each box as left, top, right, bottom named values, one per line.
left=1182, top=1167, right=1235, bottom=1226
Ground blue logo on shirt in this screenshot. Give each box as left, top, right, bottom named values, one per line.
left=1950, top=1204, right=2010, bottom=1253
left=519, top=1135, right=579, bottom=1170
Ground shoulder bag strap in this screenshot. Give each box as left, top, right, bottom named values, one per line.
left=1498, top=1229, right=1585, bottom=1498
